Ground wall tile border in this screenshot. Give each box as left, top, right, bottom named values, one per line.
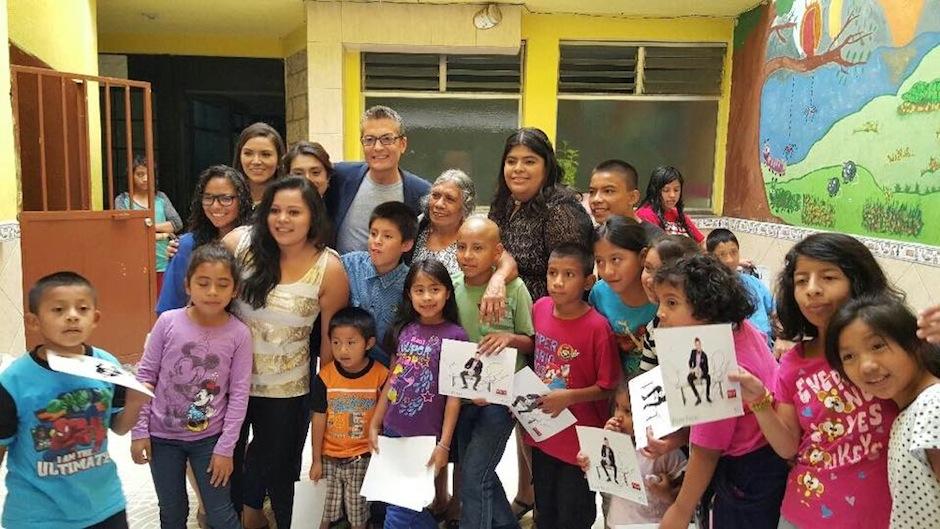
left=692, top=216, right=940, bottom=268
left=0, top=221, right=19, bottom=243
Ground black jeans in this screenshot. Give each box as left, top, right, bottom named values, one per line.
left=531, top=447, right=596, bottom=529
left=711, top=444, right=788, bottom=529
left=230, top=395, right=310, bottom=529
left=85, top=510, right=127, bottom=529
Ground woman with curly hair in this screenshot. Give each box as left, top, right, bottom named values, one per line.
left=156, top=165, right=253, bottom=314
left=653, top=254, right=786, bottom=529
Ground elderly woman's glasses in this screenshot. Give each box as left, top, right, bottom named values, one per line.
left=201, top=194, right=236, bottom=207
left=361, top=134, right=402, bottom=147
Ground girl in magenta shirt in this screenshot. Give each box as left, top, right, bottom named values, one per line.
left=634, top=166, right=703, bottom=243
left=733, top=233, right=900, bottom=529
left=653, top=254, right=786, bottom=529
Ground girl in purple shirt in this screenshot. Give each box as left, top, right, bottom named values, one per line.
left=131, top=243, right=253, bottom=529
left=370, top=258, right=467, bottom=529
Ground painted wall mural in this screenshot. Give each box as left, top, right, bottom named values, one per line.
left=725, top=0, right=940, bottom=245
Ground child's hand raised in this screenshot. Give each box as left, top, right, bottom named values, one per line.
left=427, top=444, right=449, bottom=475
left=645, top=472, right=676, bottom=501
left=130, top=438, right=151, bottom=464
left=728, top=369, right=768, bottom=404
left=917, top=304, right=940, bottom=344
left=478, top=332, right=513, bottom=356
left=309, top=460, right=323, bottom=482
left=640, top=428, right=689, bottom=459
left=576, top=451, right=591, bottom=473
left=207, top=454, right=233, bottom=488
left=537, top=390, right=571, bottom=417
left=604, top=416, right=623, bottom=432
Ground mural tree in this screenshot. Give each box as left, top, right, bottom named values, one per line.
left=725, top=0, right=875, bottom=219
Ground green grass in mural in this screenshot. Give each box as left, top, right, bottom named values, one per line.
left=767, top=164, right=940, bottom=243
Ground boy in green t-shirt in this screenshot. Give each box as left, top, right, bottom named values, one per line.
left=452, top=215, right=534, bottom=529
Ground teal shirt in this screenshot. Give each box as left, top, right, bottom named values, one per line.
left=452, top=272, right=535, bottom=372
left=589, top=280, right=657, bottom=376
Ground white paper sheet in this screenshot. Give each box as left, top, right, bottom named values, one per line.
left=46, top=351, right=154, bottom=397
left=290, top=479, right=327, bottom=529
left=653, top=324, right=743, bottom=428
left=359, top=435, right=436, bottom=511
left=628, top=366, right=680, bottom=449
left=438, top=338, right=516, bottom=405
left=509, top=367, right=576, bottom=442
left=576, top=426, right=647, bottom=505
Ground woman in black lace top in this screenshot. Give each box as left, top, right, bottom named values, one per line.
left=488, top=128, right=593, bottom=300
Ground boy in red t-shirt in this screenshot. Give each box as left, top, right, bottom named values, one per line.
left=526, top=243, right=622, bottom=529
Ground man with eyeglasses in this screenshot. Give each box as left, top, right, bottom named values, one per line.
left=329, top=105, right=430, bottom=254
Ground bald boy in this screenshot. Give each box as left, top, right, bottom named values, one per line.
left=452, top=216, right=536, bottom=529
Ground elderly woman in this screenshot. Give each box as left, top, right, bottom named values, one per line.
left=413, top=169, right=475, bottom=274
left=414, top=169, right=518, bottom=316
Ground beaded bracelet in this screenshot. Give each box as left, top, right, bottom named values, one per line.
left=748, top=391, right=774, bottom=412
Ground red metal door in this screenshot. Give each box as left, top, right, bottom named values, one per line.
left=19, top=210, right=156, bottom=364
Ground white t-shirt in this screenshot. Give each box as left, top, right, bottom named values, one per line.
left=888, top=382, right=940, bottom=528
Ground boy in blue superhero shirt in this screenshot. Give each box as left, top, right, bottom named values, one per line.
left=0, top=272, right=151, bottom=529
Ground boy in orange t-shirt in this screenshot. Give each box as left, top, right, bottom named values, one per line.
left=308, top=307, right=389, bottom=529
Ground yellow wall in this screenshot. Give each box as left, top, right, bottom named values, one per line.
left=520, top=13, right=735, bottom=213
left=7, top=0, right=104, bottom=209
left=343, top=50, right=363, bottom=161
left=338, top=11, right=734, bottom=212
left=98, top=33, right=291, bottom=58
left=0, top=0, right=16, bottom=220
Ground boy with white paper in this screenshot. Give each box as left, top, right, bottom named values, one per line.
left=0, top=272, right=151, bottom=529
left=452, top=216, right=535, bottom=529
left=526, top=244, right=622, bottom=529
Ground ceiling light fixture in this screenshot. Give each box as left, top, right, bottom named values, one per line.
left=473, top=4, right=502, bottom=30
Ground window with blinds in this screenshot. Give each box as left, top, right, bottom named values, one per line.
left=363, top=52, right=522, bottom=94
left=558, top=43, right=725, bottom=96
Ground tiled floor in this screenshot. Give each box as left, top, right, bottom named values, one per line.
left=0, top=425, right=604, bottom=528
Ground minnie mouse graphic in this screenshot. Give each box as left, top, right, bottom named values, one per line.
left=186, top=380, right=220, bottom=432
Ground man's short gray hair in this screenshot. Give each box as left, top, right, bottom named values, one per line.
left=361, top=105, right=405, bottom=136
left=422, top=168, right=477, bottom=220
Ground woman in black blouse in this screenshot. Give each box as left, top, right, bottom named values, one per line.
left=488, top=128, right=593, bottom=300
left=488, top=128, right=593, bottom=521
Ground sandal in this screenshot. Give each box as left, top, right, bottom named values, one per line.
left=511, top=499, right=534, bottom=520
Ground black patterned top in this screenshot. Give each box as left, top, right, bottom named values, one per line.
left=489, top=189, right=593, bottom=300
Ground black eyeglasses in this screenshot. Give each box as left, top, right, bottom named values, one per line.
left=360, top=134, right=403, bottom=147
left=201, top=194, right=237, bottom=207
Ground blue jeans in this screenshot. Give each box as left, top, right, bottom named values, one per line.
left=457, top=404, right=519, bottom=529
left=383, top=505, right=438, bottom=529
left=150, top=435, right=241, bottom=529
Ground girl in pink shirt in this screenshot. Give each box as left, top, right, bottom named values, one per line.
left=634, top=166, right=703, bottom=243
left=655, top=254, right=786, bottom=529
left=732, top=233, right=901, bottom=529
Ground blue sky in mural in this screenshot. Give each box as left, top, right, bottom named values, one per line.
left=760, top=30, right=940, bottom=166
